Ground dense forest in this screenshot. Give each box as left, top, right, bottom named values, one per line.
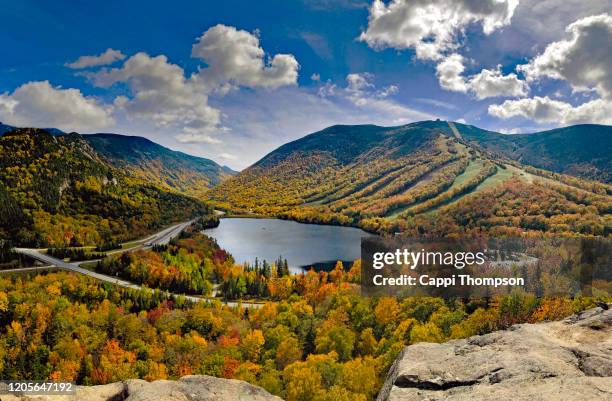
left=210, top=122, right=612, bottom=237
left=0, top=268, right=600, bottom=400
left=84, top=133, right=235, bottom=197
left=0, top=128, right=211, bottom=247
left=96, top=230, right=231, bottom=296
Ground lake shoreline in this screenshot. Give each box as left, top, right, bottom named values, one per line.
left=202, top=217, right=373, bottom=273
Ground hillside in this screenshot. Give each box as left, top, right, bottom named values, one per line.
left=85, top=133, right=235, bottom=197
left=0, top=128, right=211, bottom=247
left=210, top=121, right=612, bottom=236
left=454, top=123, right=612, bottom=183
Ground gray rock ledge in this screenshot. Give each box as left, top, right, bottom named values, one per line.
left=377, top=305, right=612, bottom=401
left=2, top=375, right=283, bottom=401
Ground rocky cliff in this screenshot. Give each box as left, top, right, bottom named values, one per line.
left=377, top=305, right=612, bottom=401
left=2, top=375, right=283, bottom=401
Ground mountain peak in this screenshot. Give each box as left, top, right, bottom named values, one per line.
left=84, top=132, right=235, bottom=195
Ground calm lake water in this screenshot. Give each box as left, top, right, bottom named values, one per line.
left=202, top=218, right=373, bottom=273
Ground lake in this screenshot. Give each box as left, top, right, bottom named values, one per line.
left=202, top=218, right=373, bottom=273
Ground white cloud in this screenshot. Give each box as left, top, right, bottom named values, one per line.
left=359, top=1, right=524, bottom=100
left=66, top=48, right=126, bottom=69
left=92, top=52, right=221, bottom=138
left=310, top=73, right=321, bottom=81
left=359, top=0, right=518, bottom=60
left=377, top=84, right=399, bottom=98
left=488, top=96, right=612, bottom=125
left=219, top=152, right=237, bottom=160
left=489, top=14, right=612, bottom=126
left=175, top=132, right=223, bottom=144
left=518, top=14, right=612, bottom=99
left=436, top=53, right=527, bottom=99
left=87, top=25, right=299, bottom=144
left=324, top=73, right=432, bottom=124
left=0, top=81, right=113, bottom=132
left=346, top=72, right=375, bottom=92
left=192, top=24, right=299, bottom=89
left=512, top=0, right=612, bottom=43
left=436, top=54, right=469, bottom=92
left=498, top=127, right=522, bottom=134
left=468, top=66, right=528, bottom=99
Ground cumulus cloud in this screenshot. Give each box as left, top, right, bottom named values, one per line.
left=346, top=72, right=375, bottom=92
left=0, top=81, right=113, bottom=132
left=359, top=0, right=518, bottom=60
left=490, top=14, right=612, bottom=125
left=436, top=53, right=527, bottom=99
left=488, top=96, right=612, bottom=125
left=192, top=24, right=299, bottom=89
left=359, top=0, right=524, bottom=98
left=92, top=53, right=221, bottom=137
left=66, top=48, right=126, bottom=69
left=512, top=0, right=612, bottom=43
left=86, top=25, right=299, bottom=143
left=518, top=14, right=612, bottom=98
left=436, top=54, right=469, bottom=92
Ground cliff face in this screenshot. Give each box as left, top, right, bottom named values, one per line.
left=377, top=305, right=612, bottom=401
left=3, top=375, right=283, bottom=401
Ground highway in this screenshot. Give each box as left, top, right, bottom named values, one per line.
left=141, top=219, right=196, bottom=246
left=9, top=220, right=263, bottom=308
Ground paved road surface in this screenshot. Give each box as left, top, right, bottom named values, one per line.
left=9, top=220, right=263, bottom=308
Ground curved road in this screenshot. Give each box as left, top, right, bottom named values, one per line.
left=10, top=220, right=263, bottom=309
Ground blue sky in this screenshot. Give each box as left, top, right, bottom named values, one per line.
left=0, top=0, right=610, bottom=169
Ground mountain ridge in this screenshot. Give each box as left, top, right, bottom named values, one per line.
left=211, top=120, right=611, bottom=237
left=252, top=120, right=611, bottom=182
left=0, top=123, right=235, bottom=197
left=85, top=132, right=235, bottom=197
left=0, top=128, right=211, bottom=247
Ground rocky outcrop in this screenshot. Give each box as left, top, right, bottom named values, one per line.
left=377, top=305, right=612, bottom=401
left=2, top=375, right=283, bottom=401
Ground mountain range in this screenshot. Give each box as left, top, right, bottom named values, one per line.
left=1, top=120, right=610, bottom=241
left=210, top=120, right=611, bottom=236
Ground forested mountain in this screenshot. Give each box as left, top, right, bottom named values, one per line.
left=210, top=121, right=611, bottom=236
left=0, top=123, right=14, bottom=135
left=0, top=123, right=64, bottom=136
left=85, top=133, right=235, bottom=197
left=453, top=123, right=612, bottom=183
left=0, top=128, right=211, bottom=247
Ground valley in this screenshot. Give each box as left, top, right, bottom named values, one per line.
left=0, top=121, right=609, bottom=401
left=3, top=3, right=611, bottom=399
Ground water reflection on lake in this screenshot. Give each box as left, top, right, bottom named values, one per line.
left=202, top=218, right=373, bottom=273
